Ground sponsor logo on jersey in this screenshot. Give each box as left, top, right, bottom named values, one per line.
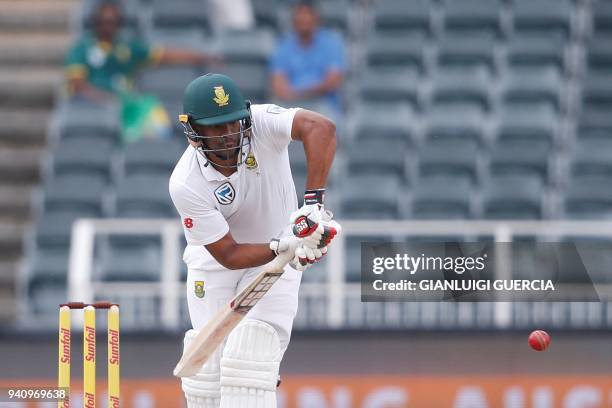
left=266, top=104, right=287, bottom=114
left=214, top=182, right=235, bottom=205
left=194, top=281, right=205, bottom=298
left=213, top=86, right=230, bottom=106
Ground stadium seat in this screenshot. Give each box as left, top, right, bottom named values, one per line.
left=136, top=66, right=198, bottom=101
left=353, top=103, right=414, bottom=145
left=36, top=211, right=94, bottom=250
left=100, top=244, right=161, bottom=281
left=150, top=0, right=210, bottom=33
left=443, top=0, right=501, bottom=38
left=216, top=62, right=268, bottom=102
left=252, top=0, right=280, bottom=31
left=147, top=27, right=210, bottom=51
left=412, top=175, right=472, bottom=219
left=500, top=67, right=562, bottom=112
left=44, top=175, right=106, bottom=216
left=319, top=0, right=350, bottom=34
left=495, top=104, right=557, bottom=146
left=123, top=139, right=185, bottom=176
left=374, top=0, right=431, bottom=37
left=418, top=140, right=478, bottom=184
left=218, top=29, right=275, bottom=65
left=114, top=174, right=175, bottom=217
left=359, top=67, right=419, bottom=108
left=347, top=139, right=408, bottom=180
left=578, top=108, right=612, bottom=139
left=57, top=101, right=121, bottom=143
left=565, top=175, right=612, bottom=219
left=430, top=67, right=491, bottom=111
left=482, top=175, right=543, bottom=219
left=592, top=1, right=612, bottom=35
left=28, top=276, right=66, bottom=317
left=424, top=106, right=485, bottom=145
left=340, top=175, right=402, bottom=219
left=506, top=35, right=565, bottom=71
left=512, top=0, right=572, bottom=39
left=366, top=33, right=425, bottom=72
left=582, top=73, right=612, bottom=111
left=29, top=249, right=69, bottom=279
left=489, top=140, right=550, bottom=182
left=288, top=142, right=307, bottom=176
left=52, top=139, right=114, bottom=182
left=436, top=35, right=496, bottom=73
left=570, top=140, right=612, bottom=178
left=587, top=36, right=612, bottom=73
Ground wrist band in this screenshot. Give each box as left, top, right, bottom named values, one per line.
left=270, top=238, right=280, bottom=256
left=304, top=188, right=325, bottom=205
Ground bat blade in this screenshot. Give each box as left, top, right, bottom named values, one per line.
left=173, top=255, right=290, bottom=378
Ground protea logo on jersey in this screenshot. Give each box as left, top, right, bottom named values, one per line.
left=59, top=328, right=70, bottom=363
left=108, top=329, right=120, bottom=365
left=84, top=326, right=96, bottom=362
left=84, top=392, right=95, bottom=408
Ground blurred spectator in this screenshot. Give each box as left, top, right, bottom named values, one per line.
left=269, top=1, right=345, bottom=114
left=65, top=1, right=220, bottom=143
left=209, top=0, right=255, bottom=32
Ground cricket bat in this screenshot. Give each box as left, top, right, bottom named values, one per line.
left=173, top=252, right=293, bottom=378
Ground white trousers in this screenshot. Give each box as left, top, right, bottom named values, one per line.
left=184, top=245, right=302, bottom=357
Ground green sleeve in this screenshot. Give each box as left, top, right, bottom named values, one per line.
left=64, top=39, right=89, bottom=79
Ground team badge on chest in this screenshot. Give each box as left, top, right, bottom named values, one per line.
left=194, top=281, right=205, bottom=298
left=214, top=181, right=235, bottom=205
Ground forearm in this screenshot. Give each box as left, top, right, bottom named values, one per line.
left=302, top=120, right=336, bottom=189
left=298, top=71, right=343, bottom=99
left=208, top=242, right=275, bottom=270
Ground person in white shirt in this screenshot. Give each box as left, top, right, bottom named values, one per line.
left=169, top=73, right=338, bottom=408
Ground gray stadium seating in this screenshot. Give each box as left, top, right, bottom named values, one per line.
left=100, top=245, right=161, bottom=281
left=288, top=142, right=307, bottom=176
left=124, top=139, right=185, bottom=176
left=44, top=175, right=106, bottom=216
left=436, top=35, right=496, bottom=73
left=587, top=36, right=612, bottom=73
left=512, top=0, right=572, bottom=39
left=319, top=1, right=350, bottom=34
left=443, top=0, right=501, bottom=38
left=359, top=67, right=419, bottom=108
left=57, top=101, right=121, bottom=143
left=216, top=62, right=269, bottom=102
left=218, top=29, right=275, bottom=65
left=419, top=140, right=478, bottom=183
left=496, top=104, right=557, bottom=146
left=353, top=103, right=414, bottom=145
left=36, top=211, right=89, bottom=250
left=412, top=175, right=472, bottom=219
left=29, top=250, right=69, bottom=279
left=366, top=33, right=425, bottom=72
left=592, top=1, right=612, bottom=35
left=482, top=175, right=543, bottom=219
left=28, top=276, right=66, bottom=317
left=52, top=139, right=114, bottom=182
left=150, top=0, right=210, bottom=33
left=570, top=140, right=612, bottom=178
left=374, top=0, right=431, bottom=37
left=430, top=67, right=491, bottom=111
left=425, top=106, right=485, bottom=145
left=252, top=0, right=280, bottom=31
left=506, top=35, right=566, bottom=71
left=114, top=174, right=175, bottom=217
left=347, top=139, right=408, bottom=180
left=340, top=175, right=402, bottom=219
left=489, top=140, right=549, bottom=182
left=565, top=175, right=612, bottom=219
left=137, top=66, right=199, bottom=102
left=500, top=67, right=562, bottom=112
left=582, top=73, right=612, bottom=111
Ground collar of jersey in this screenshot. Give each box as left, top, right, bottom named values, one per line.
left=196, top=149, right=243, bottom=182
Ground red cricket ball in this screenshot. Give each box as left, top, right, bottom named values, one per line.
left=528, top=330, right=551, bottom=351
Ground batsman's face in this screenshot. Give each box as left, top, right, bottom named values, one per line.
left=192, top=121, right=242, bottom=162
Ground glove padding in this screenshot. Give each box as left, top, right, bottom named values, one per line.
left=290, top=215, right=342, bottom=272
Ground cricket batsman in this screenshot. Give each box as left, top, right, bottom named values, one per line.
left=169, top=73, right=339, bottom=407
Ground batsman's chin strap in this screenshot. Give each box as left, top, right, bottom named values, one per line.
left=304, top=188, right=325, bottom=206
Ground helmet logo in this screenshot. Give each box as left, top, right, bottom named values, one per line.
left=213, top=86, right=230, bottom=107
left=214, top=182, right=235, bottom=205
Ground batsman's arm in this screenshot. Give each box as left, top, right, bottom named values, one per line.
left=291, top=109, right=337, bottom=190
left=205, top=232, right=276, bottom=270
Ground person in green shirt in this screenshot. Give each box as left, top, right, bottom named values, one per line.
left=65, top=2, right=220, bottom=143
